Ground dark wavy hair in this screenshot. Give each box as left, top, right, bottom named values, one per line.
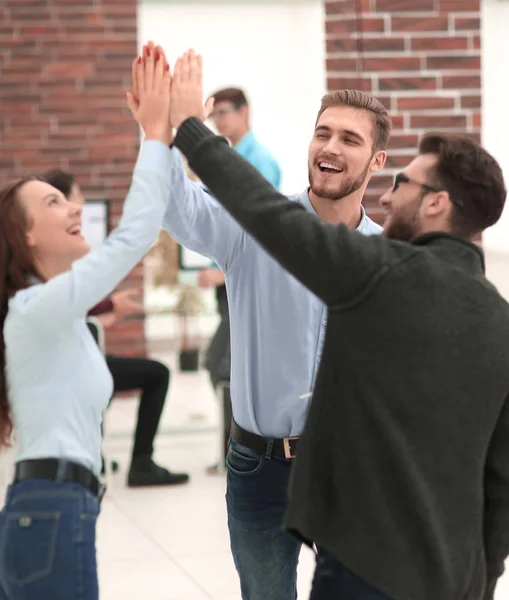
left=0, top=177, right=41, bottom=448
left=419, top=133, right=507, bottom=238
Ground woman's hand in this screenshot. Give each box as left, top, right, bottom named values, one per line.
left=126, top=44, right=172, bottom=145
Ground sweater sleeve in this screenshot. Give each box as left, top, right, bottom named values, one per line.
left=174, top=118, right=410, bottom=307
left=483, top=393, right=509, bottom=599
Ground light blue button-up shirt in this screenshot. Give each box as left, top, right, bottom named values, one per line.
left=209, top=131, right=281, bottom=270
left=4, top=141, right=172, bottom=475
left=164, top=152, right=381, bottom=438
left=234, top=130, right=281, bottom=190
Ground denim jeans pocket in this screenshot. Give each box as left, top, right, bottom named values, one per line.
left=0, top=511, right=60, bottom=586
left=227, top=440, right=264, bottom=476
left=81, top=491, right=100, bottom=521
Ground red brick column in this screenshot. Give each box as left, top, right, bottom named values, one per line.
left=324, top=0, right=481, bottom=222
left=0, top=0, right=145, bottom=356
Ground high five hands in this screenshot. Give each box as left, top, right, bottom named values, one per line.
left=127, top=42, right=214, bottom=141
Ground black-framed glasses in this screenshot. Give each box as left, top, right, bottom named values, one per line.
left=392, top=173, right=463, bottom=207
left=208, top=105, right=240, bottom=119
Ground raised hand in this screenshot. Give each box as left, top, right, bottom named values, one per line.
left=126, top=45, right=172, bottom=145
left=131, top=42, right=170, bottom=104
left=170, top=49, right=214, bottom=130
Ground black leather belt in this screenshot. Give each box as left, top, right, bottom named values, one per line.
left=14, top=459, right=105, bottom=501
left=231, top=420, right=299, bottom=460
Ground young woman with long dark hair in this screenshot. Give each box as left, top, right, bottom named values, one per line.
left=0, top=49, right=171, bottom=599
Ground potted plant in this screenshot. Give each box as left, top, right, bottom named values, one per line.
left=174, top=284, right=204, bottom=372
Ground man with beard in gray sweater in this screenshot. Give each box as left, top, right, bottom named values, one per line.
left=168, top=49, right=509, bottom=600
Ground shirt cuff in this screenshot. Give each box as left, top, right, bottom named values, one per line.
left=174, top=118, right=223, bottom=161
left=136, top=139, right=173, bottom=175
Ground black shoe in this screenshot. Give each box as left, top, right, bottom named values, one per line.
left=127, top=457, right=190, bottom=488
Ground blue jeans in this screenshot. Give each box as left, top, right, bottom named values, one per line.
left=0, top=479, right=100, bottom=600
left=310, top=551, right=393, bottom=600
left=226, top=439, right=301, bottom=600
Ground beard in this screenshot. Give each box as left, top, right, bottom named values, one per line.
left=308, top=158, right=371, bottom=202
left=383, top=195, right=424, bottom=242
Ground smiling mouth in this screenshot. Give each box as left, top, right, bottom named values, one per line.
left=318, top=161, right=344, bottom=174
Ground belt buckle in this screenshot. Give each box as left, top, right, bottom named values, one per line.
left=283, top=436, right=299, bottom=459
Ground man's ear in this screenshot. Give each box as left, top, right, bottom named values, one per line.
left=424, top=190, right=452, bottom=218
left=370, top=150, right=387, bottom=173
left=240, top=104, right=249, bottom=122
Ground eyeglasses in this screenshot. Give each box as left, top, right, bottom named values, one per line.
left=392, top=173, right=463, bottom=207
left=208, top=105, right=240, bottom=119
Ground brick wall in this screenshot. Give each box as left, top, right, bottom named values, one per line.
left=324, top=0, right=481, bottom=224
left=0, top=0, right=144, bottom=356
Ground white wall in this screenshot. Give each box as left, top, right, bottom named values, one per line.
left=139, top=0, right=326, bottom=195
left=482, top=0, right=509, bottom=254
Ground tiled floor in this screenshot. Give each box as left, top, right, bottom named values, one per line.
left=1, top=249, right=509, bottom=599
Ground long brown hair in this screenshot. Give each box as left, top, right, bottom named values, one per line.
left=0, top=177, right=40, bottom=449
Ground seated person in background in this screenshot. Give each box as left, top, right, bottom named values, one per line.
left=43, top=169, right=189, bottom=488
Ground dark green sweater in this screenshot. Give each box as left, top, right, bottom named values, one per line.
left=175, top=118, right=509, bottom=600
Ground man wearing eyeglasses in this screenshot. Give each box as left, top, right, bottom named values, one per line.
left=208, top=87, right=281, bottom=189
left=382, top=170, right=465, bottom=241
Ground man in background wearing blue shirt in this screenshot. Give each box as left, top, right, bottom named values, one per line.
left=200, top=88, right=282, bottom=474
left=209, top=87, right=281, bottom=189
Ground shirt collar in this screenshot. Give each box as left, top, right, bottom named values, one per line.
left=297, top=189, right=368, bottom=232
left=234, top=130, right=256, bottom=156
